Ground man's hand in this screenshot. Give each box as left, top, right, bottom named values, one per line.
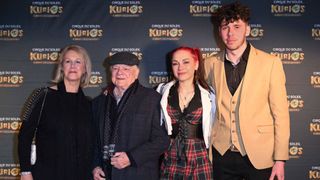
left=111, top=152, right=131, bottom=169
left=93, top=167, right=105, bottom=180
left=269, top=161, right=285, bottom=180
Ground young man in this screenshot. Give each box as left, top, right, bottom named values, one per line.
left=205, top=2, right=290, bottom=180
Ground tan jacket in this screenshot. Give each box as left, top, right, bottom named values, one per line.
left=204, top=45, right=290, bottom=169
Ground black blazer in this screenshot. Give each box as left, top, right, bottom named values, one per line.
left=92, top=82, right=169, bottom=180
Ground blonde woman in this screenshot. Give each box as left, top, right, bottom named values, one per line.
left=18, top=45, right=94, bottom=180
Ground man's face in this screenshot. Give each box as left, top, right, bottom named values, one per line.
left=219, top=19, right=250, bottom=51
left=111, top=64, right=139, bottom=90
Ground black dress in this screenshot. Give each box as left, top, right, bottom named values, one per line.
left=18, top=81, right=94, bottom=180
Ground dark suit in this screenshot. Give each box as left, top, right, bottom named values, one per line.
left=92, top=81, right=170, bottom=180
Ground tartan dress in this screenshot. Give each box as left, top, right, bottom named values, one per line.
left=160, top=84, right=213, bottom=180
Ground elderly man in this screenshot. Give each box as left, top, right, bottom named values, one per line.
left=92, top=52, right=169, bottom=180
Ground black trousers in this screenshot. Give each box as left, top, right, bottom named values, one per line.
left=212, top=147, right=272, bottom=180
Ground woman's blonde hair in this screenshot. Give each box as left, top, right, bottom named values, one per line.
left=52, top=45, right=92, bottom=87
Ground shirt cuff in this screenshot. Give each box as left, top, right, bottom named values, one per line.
left=20, top=171, right=31, bottom=176
left=126, top=151, right=137, bottom=167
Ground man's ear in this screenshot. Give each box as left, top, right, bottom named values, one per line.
left=245, top=24, right=251, bottom=37
left=134, top=66, right=140, bottom=79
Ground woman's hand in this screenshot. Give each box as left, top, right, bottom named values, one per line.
left=20, top=173, right=33, bottom=180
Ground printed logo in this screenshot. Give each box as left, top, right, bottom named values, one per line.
left=0, top=71, right=24, bottom=88
left=247, top=24, right=264, bottom=40
left=271, top=48, right=304, bottom=64
left=149, top=24, right=183, bottom=40
left=289, top=141, right=303, bottom=159
left=0, top=164, right=20, bottom=178
left=88, top=71, right=103, bottom=88
left=200, top=47, right=221, bottom=59
left=109, top=1, right=143, bottom=17
left=149, top=71, right=169, bottom=87
left=109, top=48, right=142, bottom=60
left=312, top=24, right=320, bottom=40
left=189, top=0, right=221, bottom=17
left=29, top=48, right=60, bottom=64
left=309, top=166, right=320, bottom=179
left=30, top=1, right=63, bottom=17
left=287, top=95, right=304, bottom=112
left=0, top=117, right=21, bottom=133
left=310, top=72, right=320, bottom=88
left=69, top=24, right=103, bottom=41
left=0, top=25, right=23, bottom=41
left=271, top=0, right=305, bottom=16
left=310, top=118, right=320, bottom=135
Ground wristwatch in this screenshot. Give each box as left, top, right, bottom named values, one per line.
left=20, top=171, right=31, bottom=176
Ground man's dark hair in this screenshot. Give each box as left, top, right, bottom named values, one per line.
left=215, top=1, right=250, bottom=27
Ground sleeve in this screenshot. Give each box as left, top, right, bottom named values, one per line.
left=268, top=58, right=290, bottom=161
left=127, top=95, right=170, bottom=167
left=18, top=88, right=47, bottom=171
left=91, top=96, right=104, bottom=170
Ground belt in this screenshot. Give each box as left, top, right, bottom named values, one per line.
left=229, top=144, right=240, bottom=152
left=171, top=122, right=203, bottom=139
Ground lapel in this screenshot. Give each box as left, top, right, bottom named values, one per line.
left=214, top=51, right=225, bottom=116
left=239, top=45, right=258, bottom=109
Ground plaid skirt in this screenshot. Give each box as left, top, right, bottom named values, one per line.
left=160, top=138, right=213, bottom=180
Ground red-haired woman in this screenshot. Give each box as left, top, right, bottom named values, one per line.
left=157, top=47, right=216, bottom=179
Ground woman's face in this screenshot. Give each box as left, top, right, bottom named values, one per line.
left=171, top=49, right=198, bottom=83
left=62, top=50, right=86, bottom=84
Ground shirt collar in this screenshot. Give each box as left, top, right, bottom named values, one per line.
left=225, top=43, right=251, bottom=64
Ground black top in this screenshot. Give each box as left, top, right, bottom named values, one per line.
left=18, top=81, right=94, bottom=180
left=168, top=83, right=203, bottom=139
left=224, top=44, right=250, bottom=95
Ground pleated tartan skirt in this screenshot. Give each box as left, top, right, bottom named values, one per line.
left=160, top=138, right=213, bottom=180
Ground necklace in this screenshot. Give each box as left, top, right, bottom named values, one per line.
left=178, top=91, right=194, bottom=111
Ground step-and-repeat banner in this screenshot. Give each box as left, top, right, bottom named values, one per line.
left=0, top=0, right=319, bottom=179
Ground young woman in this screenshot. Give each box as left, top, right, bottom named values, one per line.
left=157, top=46, right=216, bottom=179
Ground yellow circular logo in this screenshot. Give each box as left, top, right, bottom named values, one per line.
left=291, top=52, right=300, bottom=61
left=11, top=75, right=19, bottom=84
left=50, top=6, right=59, bottom=14
left=170, top=29, right=178, bottom=37
left=50, top=52, right=59, bottom=61
left=251, top=28, right=259, bottom=37
left=289, top=146, right=298, bottom=155
left=90, top=76, right=98, bottom=84
left=290, top=99, right=299, bottom=108
left=211, top=5, right=219, bottom=12
left=11, top=168, right=20, bottom=176
left=130, top=5, right=138, bottom=14
left=11, top=122, right=19, bottom=130
left=11, top=29, right=19, bottom=37
left=90, top=29, right=98, bottom=37
left=292, top=5, right=300, bottom=14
